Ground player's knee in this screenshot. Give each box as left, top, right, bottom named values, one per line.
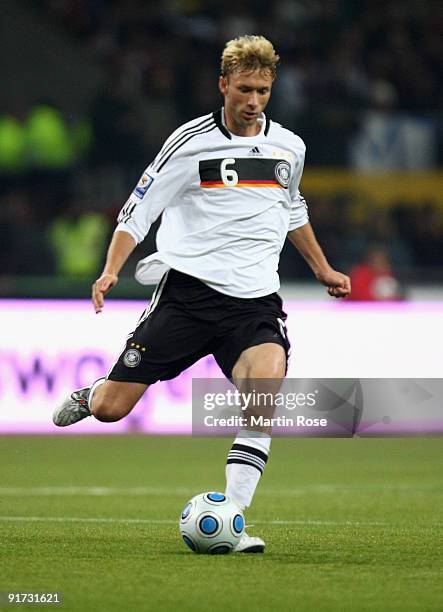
left=233, top=343, right=286, bottom=382
left=247, top=360, right=285, bottom=380
left=91, top=395, right=131, bottom=422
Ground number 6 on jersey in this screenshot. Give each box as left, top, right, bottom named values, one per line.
left=220, top=158, right=238, bottom=187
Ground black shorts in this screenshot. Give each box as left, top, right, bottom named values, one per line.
left=108, top=269, right=290, bottom=384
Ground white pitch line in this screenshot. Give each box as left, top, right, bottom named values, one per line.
left=0, top=486, right=193, bottom=497
left=0, top=516, right=174, bottom=525
left=0, top=484, right=440, bottom=496
left=0, top=515, right=390, bottom=527
left=1, top=516, right=441, bottom=528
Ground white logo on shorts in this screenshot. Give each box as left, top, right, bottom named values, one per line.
left=123, top=348, right=141, bottom=368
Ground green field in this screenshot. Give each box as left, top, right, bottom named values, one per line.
left=1, top=436, right=442, bottom=611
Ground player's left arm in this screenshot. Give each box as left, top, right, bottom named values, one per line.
left=287, top=222, right=351, bottom=298
left=286, top=138, right=350, bottom=298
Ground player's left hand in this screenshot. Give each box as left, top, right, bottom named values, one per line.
left=316, top=268, right=351, bottom=299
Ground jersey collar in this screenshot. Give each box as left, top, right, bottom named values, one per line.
left=212, top=108, right=270, bottom=140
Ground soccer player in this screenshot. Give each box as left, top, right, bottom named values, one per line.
left=53, top=35, right=351, bottom=552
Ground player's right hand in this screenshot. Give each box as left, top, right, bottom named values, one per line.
left=92, top=273, right=119, bottom=313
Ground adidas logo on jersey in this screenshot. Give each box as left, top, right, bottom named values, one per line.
left=247, top=146, right=263, bottom=157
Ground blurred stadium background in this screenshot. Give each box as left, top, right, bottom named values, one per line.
left=1, top=0, right=442, bottom=298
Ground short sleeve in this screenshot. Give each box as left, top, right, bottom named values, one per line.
left=288, top=139, right=308, bottom=231
left=288, top=189, right=309, bottom=231
left=115, top=152, right=191, bottom=244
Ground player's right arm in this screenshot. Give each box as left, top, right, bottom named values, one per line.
left=92, top=124, right=193, bottom=313
left=92, top=230, right=136, bottom=313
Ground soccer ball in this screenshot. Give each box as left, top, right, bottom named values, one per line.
left=179, top=491, right=245, bottom=554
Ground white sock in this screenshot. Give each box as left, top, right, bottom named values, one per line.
left=225, top=429, right=271, bottom=509
left=87, top=377, right=106, bottom=410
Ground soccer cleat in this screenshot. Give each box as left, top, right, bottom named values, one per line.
left=234, top=531, right=265, bottom=553
left=52, top=387, right=91, bottom=427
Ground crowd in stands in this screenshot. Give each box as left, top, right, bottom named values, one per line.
left=37, top=0, right=442, bottom=163
left=1, top=1, right=442, bottom=290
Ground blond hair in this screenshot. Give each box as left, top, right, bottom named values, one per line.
left=221, top=35, right=280, bottom=78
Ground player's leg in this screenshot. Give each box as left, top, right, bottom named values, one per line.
left=232, top=342, right=286, bottom=382
left=90, top=380, right=149, bottom=422
left=214, top=318, right=288, bottom=553
left=52, top=377, right=149, bottom=426
left=227, top=342, right=286, bottom=552
left=226, top=342, right=286, bottom=509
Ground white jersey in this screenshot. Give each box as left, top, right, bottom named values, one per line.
left=115, top=108, right=309, bottom=298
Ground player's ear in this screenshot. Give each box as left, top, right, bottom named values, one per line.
left=219, top=75, right=228, bottom=96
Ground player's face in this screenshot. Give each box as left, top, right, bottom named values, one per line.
left=219, top=69, right=273, bottom=136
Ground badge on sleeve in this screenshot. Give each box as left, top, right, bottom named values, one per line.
left=133, top=172, right=154, bottom=199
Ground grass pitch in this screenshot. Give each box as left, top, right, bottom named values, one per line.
left=1, top=436, right=442, bottom=612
